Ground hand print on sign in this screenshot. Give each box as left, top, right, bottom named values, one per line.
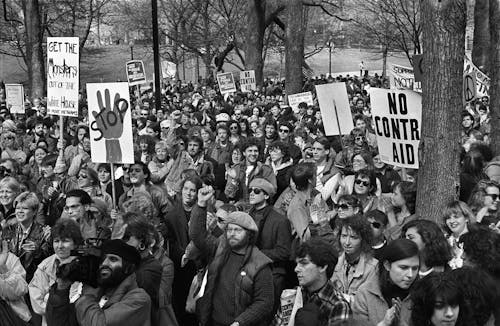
left=90, top=89, right=129, bottom=162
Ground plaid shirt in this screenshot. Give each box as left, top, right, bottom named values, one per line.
left=302, top=280, right=352, bottom=326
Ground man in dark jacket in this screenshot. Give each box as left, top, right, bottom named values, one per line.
left=190, top=185, right=274, bottom=326
left=248, top=178, right=292, bottom=311
left=46, top=239, right=151, bottom=326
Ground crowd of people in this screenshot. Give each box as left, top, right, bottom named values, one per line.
left=0, top=72, right=498, bottom=326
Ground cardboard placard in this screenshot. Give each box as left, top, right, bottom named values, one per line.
left=287, top=92, right=314, bottom=113
left=239, top=70, right=256, bottom=93
left=5, top=84, right=25, bottom=114
left=315, top=83, right=354, bottom=136
left=126, top=60, right=147, bottom=86
left=217, top=72, right=236, bottom=95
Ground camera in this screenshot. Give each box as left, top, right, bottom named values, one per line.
left=56, top=238, right=104, bottom=288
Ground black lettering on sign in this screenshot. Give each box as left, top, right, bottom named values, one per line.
left=392, top=143, right=415, bottom=165
left=90, top=98, right=129, bottom=141
left=463, top=74, right=475, bottom=102
left=387, top=93, right=408, bottom=115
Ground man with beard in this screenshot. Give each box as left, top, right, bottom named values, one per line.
left=46, top=239, right=151, bottom=326
left=260, top=119, right=279, bottom=159
left=186, top=136, right=216, bottom=182
left=191, top=185, right=274, bottom=326
left=24, top=117, right=53, bottom=155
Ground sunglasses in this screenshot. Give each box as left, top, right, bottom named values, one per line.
left=335, top=203, right=351, bottom=210
left=78, top=174, right=88, bottom=179
left=355, top=179, right=370, bottom=187
left=5, top=136, right=14, bottom=140
left=371, top=221, right=382, bottom=229
left=249, top=187, right=266, bottom=195
left=486, top=193, right=499, bottom=201
left=279, top=129, right=290, bottom=133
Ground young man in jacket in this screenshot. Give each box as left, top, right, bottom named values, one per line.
left=190, top=185, right=275, bottom=326
left=46, top=239, right=151, bottom=326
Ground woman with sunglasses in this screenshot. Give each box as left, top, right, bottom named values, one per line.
left=351, top=169, right=381, bottom=213
left=1, top=131, right=26, bottom=166
left=228, top=120, right=245, bottom=146
left=467, top=179, right=500, bottom=230
left=334, top=127, right=371, bottom=171
left=365, top=210, right=389, bottom=260
left=402, top=219, right=452, bottom=277
left=352, top=239, right=420, bottom=326
left=331, top=214, right=378, bottom=303
left=74, top=167, right=113, bottom=211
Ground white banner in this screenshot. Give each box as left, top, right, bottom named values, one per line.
left=389, top=64, right=422, bottom=93
left=315, top=83, right=353, bottom=136
left=126, top=60, right=147, bottom=86
left=47, top=37, right=79, bottom=116
left=217, top=72, right=236, bottom=95
left=239, top=70, right=256, bottom=93
left=87, top=82, right=134, bottom=164
left=464, top=55, right=489, bottom=99
left=161, top=60, right=177, bottom=79
left=370, top=88, right=422, bottom=169
left=288, top=92, right=314, bottom=113
left=5, top=84, right=25, bottom=114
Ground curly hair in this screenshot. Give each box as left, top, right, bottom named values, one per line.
left=460, top=225, right=500, bottom=277
left=51, top=218, right=84, bottom=246
left=393, top=181, right=417, bottom=214
left=122, top=193, right=157, bottom=221
left=269, top=140, right=291, bottom=162
left=353, top=169, right=377, bottom=196
left=337, top=214, right=373, bottom=253
left=401, top=219, right=452, bottom=268
left=411, top=272, right=474, bottom=326
left=442, top=200, right=476, bottom=235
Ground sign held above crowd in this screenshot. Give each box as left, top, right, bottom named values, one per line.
left=239, top=70, right=256, bottom=93
left=126, top=60, right=147, bottom=86
left=287, top=92, right=314, bottom=113
left=87, top=82, right=134, bottom=164
left=315, top=83, right=353, bottom=136
left=46, top=37, right=79, bottom=116
left=217, top=72, right=236, bottom=95
left=161, top=60, right=177, bottom=79
left=5, top=84, right=25, bottom=114
left=389, top=64, right=422, bottom=92
left=370, top=88, right=422, bottom=169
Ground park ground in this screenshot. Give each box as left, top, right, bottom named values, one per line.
left=0, top=44, right=411, bottom=87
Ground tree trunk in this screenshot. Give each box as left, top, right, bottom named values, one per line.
left=245, top=0, right=266, bottom=88
left=80, top=0, right=94, bottom=50
left=24, top=0, right=45, bottom=98
left=382, top=46, right=388, bottom=79
left=489, top=0, right=500, bottom=154
left=285, top=0, right=306, bottom=96
left=416, top=0, right=465, bottom=223
left=472, top=0, right=490, bottom=73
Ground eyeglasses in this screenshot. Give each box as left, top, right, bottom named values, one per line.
left=354, top=136, right=364, bottom=141
left=279, top=129, right=290, bottom=133
left=371, top=221, right=382, bottom=229
left=355, top=179, right=370, bottom=187
left=335, top=203, right=351, bottom=210
left=486, top=193, right=499, bottom=201
left=249, top=187, right=266, bottom=195
left=230, top=126, right=238, bottom=130
left=4, top=136, right=14, bottom=140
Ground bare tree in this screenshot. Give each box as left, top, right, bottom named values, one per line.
left=472, top=0, right=490, bottom=74
left=489, top=0, right=500, bottom=154
left=416, top=0, right=465, bottom=222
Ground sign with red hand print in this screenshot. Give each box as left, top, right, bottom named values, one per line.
left=87, top=82, right=134, bottom=163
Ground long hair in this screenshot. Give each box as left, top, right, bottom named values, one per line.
left=442, top=200, right=476, bottom=235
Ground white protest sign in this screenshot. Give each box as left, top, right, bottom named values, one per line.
left=315, top=83, right=354, bottom=136
left=5, top=84, right=25, bottom=114
left=217, top=72, right=236, bottom=95
left=464, top=55, right=489, bottom=98
left=463, top=72, right=477, bottom=103
left=161, top=61, right=177, bottom=79
left=47, top=37, right=79, bottom=116
left=126, top=60, right=147, bottom=86
left=389, top=64, right=422, bottom=92
left=239, top=70, right=256, bottom=93
left=288, top=92, right=314, bottom=113
left=87, top=82, right=134, bottom=164
left=370, top=88, right=422, bottom=169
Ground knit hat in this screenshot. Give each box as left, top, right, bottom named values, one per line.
left=225, top=211, right=258, bottom=233
left=249, top=178, right=276, bottom=197
left=216, top=113, right=230, bottom=122
left=101, top=239, right=141, bottom=266
left=2, top=119, right=16, bottom=132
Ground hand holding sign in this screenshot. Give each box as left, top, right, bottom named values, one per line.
left=91, top=89, right=129, bottom=162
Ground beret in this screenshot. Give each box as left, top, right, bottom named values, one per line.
left=225, top=211, right=258, bottom=233
left=101, top=239, right=141, bottom=266
left=249, top=178, right=276, bottom=197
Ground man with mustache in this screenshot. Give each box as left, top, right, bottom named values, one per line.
left=46, top=239, right=151, bottom=326
left=190, top=185, right=274, bottom=326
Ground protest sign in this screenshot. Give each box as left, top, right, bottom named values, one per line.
left=239, top=70, right=256, bottom=93
left=126, top=60, right=147, bottom=86
left=463, top=72, right=477, bottom=103
left=46, top=37, right=79, bottom=116
left=370, top=88, right=422, bottom=169
left=315, top=83, right=354, bottom=136
left=464, top=55, right=489, bottom=99
left=288, top=92, right=314, bottom=113
left=5, top=84, right=25, bottom=114
left=161, top=61, right=176, bottom=79
left=217, top=72, right=236, bottom=95
left=87, top=82, right=134, bottom=164
left=389, top=64, right=422, bottom=92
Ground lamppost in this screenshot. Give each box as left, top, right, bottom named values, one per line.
left=129, top=40, right=135, bottom=60
left=327, top=35, right=334, bottom=77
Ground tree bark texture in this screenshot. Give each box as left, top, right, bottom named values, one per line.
left=472, top=0, right=490, bottom=73
left=489, top=0, right=500, bottom=154
left=24, top=0, right=45, bottom=98
left=417, top=0, right=465, bottom=223
left=285, top=0, right=306, bottom=96
left=245, top=0, right=266, bottom=88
